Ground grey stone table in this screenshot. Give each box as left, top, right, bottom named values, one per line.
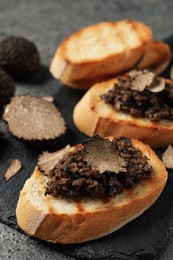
left=1, top=0, right=173, bottom=259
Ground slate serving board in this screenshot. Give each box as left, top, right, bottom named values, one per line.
left=0, top=36, right=173, bottom=260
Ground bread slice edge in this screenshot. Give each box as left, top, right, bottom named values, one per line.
left=16, top=138, right=167, bottom=244
left=55, top=40, right=171, bottom=89
left=73, top=78, right=173, bottom=148
left=50, top=20, right=152, bottom=86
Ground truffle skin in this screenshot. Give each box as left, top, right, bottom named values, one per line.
left=3, top=95, right=66, bottom=147
left=0, top=68, right=15, bottom=112
left=0, top=36, right=40, bottom=79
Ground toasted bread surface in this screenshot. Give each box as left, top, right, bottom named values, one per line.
left=137, top=40, right=171, bottom=74
left=73, top=78, right=173, bottom=148
left=57, top=40, right=171, bottom=89
left=50, top=20, right=152, bottom=87
left=16, top=139, right=167, bottom=244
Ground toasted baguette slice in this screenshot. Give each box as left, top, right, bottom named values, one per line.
left=58, top=40, right=171, bottom=90
left=16, top=138, right=167, bottom=244
left=137, top=40, right=171, bottom=74
left=50, top=20, right=152, bottom=89
left=73, top=78, right=173, bottom=148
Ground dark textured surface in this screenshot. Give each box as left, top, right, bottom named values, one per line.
left=1, top=0, right=173, bottom=259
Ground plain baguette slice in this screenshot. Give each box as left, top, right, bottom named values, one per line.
left=73, top=78, right=173, bottom=148
left=16, top=138, right=167, bottom=244
left=50, top=20, right=152, bottom=89
left=60, top=40, right=172, bottom=89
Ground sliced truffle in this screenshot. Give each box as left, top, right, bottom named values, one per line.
left=101, top=70, right=172, bottom=122
left=82, top=135, right=126, bottom=174
left=0, top=68, right=15, bottom=113
left=148, top=77, right=165, bottom=93
left=3, top=95, right=66, bottom=147
left=38, top=145, right=70, bottom=174
left=129, top=70, right=165, bottom=93
left=4, top=159, right=22, bottom=181
left=162, top=145, right=173, bottom=169
left=130, top=70, right=155, bottom=92
left=170, top=66, right=173, bottom=80
left=128, top=70, right=143, bottom=78
left=0, top=36, right=40, bottom=79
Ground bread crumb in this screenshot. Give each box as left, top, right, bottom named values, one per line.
left=162, top=145, right=173, bottom=169
left=4, top=159, right=22, bottom=181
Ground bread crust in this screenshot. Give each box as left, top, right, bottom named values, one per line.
left=50, top=20, right=152, bottom=88
left=73, top=78, right=173, bottom=148
left=56, top=40, right=171, bottom=89
left=16, top=139, right=167, bottom=244
left=137, top=40, right=172, bottom=74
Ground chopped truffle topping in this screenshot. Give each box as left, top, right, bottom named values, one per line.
left=3, top=95, right=66, bottom=144
left=43, top=136, right=152, bottom=199
left=101, top=70, right=173, bottom=122
left=0, top=36, right=40, bottom=79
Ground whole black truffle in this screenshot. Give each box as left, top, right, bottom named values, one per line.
left=0, top=69, right=15, bottom=112
left=0, top=36, right=40, bottom=79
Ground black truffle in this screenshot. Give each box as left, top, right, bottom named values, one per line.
left=38, top=145, right=70, bottom=174
left=0, top=36, right=40, bottom=79
left=0, top=68, right=15, bottom=113
left=83, top=135, right=126, bottom=174
left=4, top=159, right=22, bottom=182
left=3, top=95, right=67, bottom=147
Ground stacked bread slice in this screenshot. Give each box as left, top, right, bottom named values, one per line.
left=50, top=20, right=171, bottom=89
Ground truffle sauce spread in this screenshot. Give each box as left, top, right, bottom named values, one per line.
left=40, top=136, right=152, bottom=200
left=101, top=70, right=173, bottom=122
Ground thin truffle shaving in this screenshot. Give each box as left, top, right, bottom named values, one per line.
left=4, top=159, right=22, bottom=181
left=162, top=145, right=173, bottom=170
left=129, top=70, right=155, bottom=92
left=3, top=95, right=66, bottom=141
left=38, top=145, right=70, bottom=174
left=82, top=135, right=126, bottom=173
